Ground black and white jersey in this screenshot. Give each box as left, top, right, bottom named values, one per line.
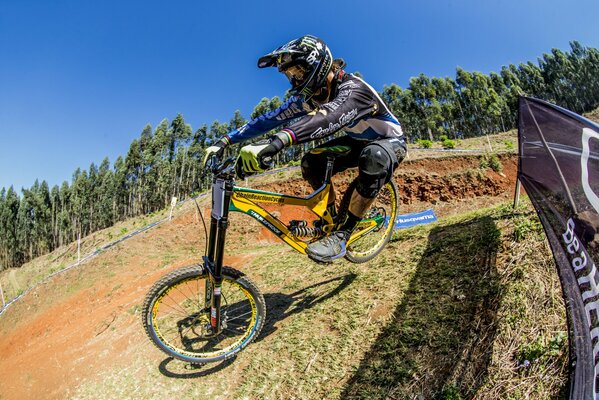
left=223, top=72, right=404, bottom=146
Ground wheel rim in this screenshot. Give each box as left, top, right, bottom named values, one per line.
left=347, top=182, right=397, bottom=258
left=149, top=275, right=259, bottom=361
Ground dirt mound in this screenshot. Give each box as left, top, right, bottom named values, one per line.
left=256, top=153, right=517, bottom=207
left=0, top=152, right=519, bottom=400
left=399, top=153, right=517, bottom=203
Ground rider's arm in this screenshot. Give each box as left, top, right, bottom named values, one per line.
left=222, top=96, right=308, bottom=145
left=283, top=79, right=377, bottom=145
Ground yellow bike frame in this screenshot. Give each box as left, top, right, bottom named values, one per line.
left=229, top=181, right=382, bottom=254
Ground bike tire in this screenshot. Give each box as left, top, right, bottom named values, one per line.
left=142, top=264, right=266, bottom=364
left=340, top=179, right=399, bottom=263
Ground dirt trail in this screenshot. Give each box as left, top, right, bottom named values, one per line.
left=0, top=152, right=518, bottom=400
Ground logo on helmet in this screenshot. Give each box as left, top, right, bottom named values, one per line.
left=300, top=36, right=318, bottom=49
left=306, top=50, right=319, bottom=65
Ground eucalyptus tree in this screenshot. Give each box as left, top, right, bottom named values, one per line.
left=71, top=169, right=90, bottom=239
left=112, top=156, right=127, bottom=221
left=432, top=77, right=460, bottom=138
left=97, top=157, right=114, bottom=229
left=16, top=192, right=33, bottom=263
left=124, top=139, right=142, bottom=217
left=0, top=187, right=20, bottom=269
left=58, top=181, right=72, bottom=246
left=408, top=74, right=443, bottom=141
left=170, top=114, right=193, bottom=201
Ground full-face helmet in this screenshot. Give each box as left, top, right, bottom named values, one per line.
left=258, top=35, right=333, bottom=99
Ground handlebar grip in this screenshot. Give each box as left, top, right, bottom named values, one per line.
left=260, top=156, right=274, bottom=170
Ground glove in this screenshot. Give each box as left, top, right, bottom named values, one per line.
left=202, top=138, right=228, bottom=167
left=235, top=136, right=286, bottom=178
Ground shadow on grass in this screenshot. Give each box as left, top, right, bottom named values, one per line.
left=157, top=273, right=357, bottom=378
left=342, top=216, right=503, bottom=399
left=158, top=356, right=235, bottom=379
left=258, top=273, right=358, bottom=341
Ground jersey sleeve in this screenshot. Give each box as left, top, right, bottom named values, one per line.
left=285, top=79, right=376, bottom=144
left=223, top=96, right=308, bottom=145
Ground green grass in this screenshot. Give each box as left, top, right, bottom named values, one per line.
left=408, top=131, right=518, bottom=156
left=1, top=161, right=568, bottom=399
left=342, top=209, right=504, bottom=399
left=202, top=201, right=565, bottom=400
left=226, top=202, right=566, bottom=400
left=0, top=204, right=172, bottom=307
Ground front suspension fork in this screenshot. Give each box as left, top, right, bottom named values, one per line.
left=204, top=177, right=234, bottom=334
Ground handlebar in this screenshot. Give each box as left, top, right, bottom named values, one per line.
left=206, top=153, right=275, bottom=180
left=207, top=155, right=236, bottom=178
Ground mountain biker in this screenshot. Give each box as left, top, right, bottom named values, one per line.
left=203, top=34, right=406, bottom=263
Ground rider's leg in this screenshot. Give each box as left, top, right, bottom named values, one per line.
left=348, top=190, right=376, bottom=220
left=307, top=138, right=407, bottom=262
left=301, top=136, right=366, bottom=213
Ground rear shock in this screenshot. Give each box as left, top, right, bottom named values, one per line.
left=288, top=220, right=324, bottom=238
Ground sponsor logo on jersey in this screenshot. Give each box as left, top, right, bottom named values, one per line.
left=310, top=108, right=358, bottom=139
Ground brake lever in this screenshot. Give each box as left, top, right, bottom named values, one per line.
left=260, top=156, right=274, bottom=170
left=208, top=155, right=220, bottom=174
left=211, top=157, right=236, bottom=177
left=220, top=158, right=236, bottom=176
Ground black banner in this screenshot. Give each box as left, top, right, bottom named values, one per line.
left=518, top=96, right=599, bottom=399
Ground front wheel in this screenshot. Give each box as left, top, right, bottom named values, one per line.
left=340, top=179, right=399, bottom=263
left=142, top=264, right=266, bottom=364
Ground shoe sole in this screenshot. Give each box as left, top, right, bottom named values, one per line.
left=307, top=246, right=347, bottom=264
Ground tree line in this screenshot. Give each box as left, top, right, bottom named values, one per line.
left=1, top=40, right=598, bottom=270
left=383, top=41, right=599, bottom=141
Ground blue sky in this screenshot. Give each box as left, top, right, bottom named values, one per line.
left=1, top=0, right=598, bottom=192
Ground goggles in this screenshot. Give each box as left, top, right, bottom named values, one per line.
left=282, top=64, right=308, bottom=86
left=276, top=52, right=294, bottom=68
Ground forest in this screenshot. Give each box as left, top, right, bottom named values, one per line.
left=1, top=41, right=598, bottom=270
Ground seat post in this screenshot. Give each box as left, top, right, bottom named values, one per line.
left=323, top=155, right=335, bottom=184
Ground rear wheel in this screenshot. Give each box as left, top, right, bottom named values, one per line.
left=340, top=179, right=399, bottom=263
left=142, top=264, right=265, bottom=364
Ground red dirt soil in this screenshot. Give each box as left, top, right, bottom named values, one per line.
left=0, top=153, right=518, bottom=400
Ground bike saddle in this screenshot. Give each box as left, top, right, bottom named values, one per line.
left=308, top=145, right=351, bottom=157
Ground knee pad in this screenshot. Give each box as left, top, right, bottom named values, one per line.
left=356, top=145, right=391, bottom=198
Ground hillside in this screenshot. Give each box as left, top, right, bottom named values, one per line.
left=0, top=129, right=572, bottom=399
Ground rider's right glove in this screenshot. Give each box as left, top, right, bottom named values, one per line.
left=202, top=138, right=229, bottom=167
left=235, top=131, right=292, bottom=178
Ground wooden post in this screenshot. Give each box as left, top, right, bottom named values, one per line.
left=486, top=135, right=493, bottom=153
left=0, top=280, right=5, bottom=310
left=169, top=197, right=178, bottom=220
left=513, top=179, right=522, bottom=208
left=78, top=232, right=81, bottom=264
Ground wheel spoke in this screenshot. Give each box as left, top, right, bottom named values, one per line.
left=143, top=267, right=265, bottom=363
left=225, top=311, right=252, bottom=323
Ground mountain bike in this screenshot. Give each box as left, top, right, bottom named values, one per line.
left=141, top=145, right=399, bottom=364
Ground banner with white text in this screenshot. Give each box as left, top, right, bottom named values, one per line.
left=518, top=96, right=599, bottom=399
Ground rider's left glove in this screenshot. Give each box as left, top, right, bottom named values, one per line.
left=202, top=138, right=229, bottom=167
left=236, top=133, right=289, bottom=178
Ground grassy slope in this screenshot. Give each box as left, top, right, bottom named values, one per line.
left=0, top=130, right=518, bottom=308
left=67, top=199, right=567, bottom=400
left=0, top=128, right=572, bottom=399
left=0, top=207, right=171, bottom=307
